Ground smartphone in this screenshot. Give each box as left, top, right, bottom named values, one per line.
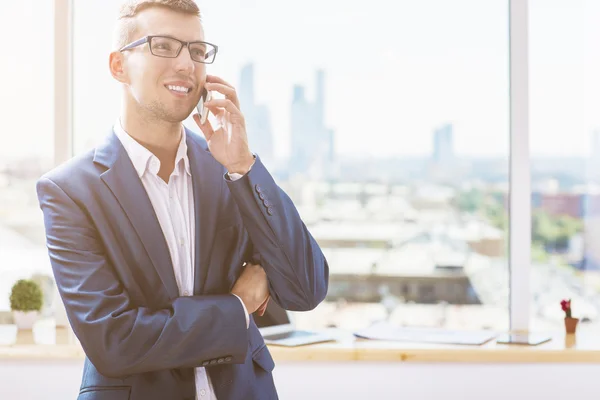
left=196, top=88, right=212, bottom=124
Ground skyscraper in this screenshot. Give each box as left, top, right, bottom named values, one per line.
left=239, top=63, right=255, bottom=114
left=238, top=63, right=274, bottom=165
left=289, top=69, right=335, bottom=178
left=433, top=123, right=454, bottom=165
left=315, top=69, right=325, bottom=128
left=290, top=85, right=314, bottom=173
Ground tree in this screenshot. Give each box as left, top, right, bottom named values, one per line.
left=532, top=210, right=582, bottom=253
left=454, top=189, right=483, bottom=213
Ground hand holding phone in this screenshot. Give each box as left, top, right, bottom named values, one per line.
left=193, top=75, right=254, bottom=175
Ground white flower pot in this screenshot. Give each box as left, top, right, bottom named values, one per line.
left=12, top=310, right=38, bottom=330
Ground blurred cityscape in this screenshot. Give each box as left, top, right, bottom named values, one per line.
left=3, top=63, right=600, bottom=334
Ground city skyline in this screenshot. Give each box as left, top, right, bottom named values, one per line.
left=3, top=1, right=600, bottom=162
left=6, top=1, right=600, bottom=349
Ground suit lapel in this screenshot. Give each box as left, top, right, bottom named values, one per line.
left=186, top=129, right=224, bottom=295
left=94, top=131, right=180, bottom=300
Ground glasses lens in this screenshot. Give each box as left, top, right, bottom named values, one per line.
left=190, top=42, right=217, bottom=63
left=150, top=37, right=182, bottom=57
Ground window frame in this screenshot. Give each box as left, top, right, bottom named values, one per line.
left=54, top=0, right=532, bottom=331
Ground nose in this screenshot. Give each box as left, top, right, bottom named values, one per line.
left=174, top=45, right=195, bottom=74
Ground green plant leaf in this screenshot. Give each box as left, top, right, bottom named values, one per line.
left=9, top=279, right=43, bottom=312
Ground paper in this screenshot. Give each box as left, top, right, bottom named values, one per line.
left=354, top=322, right=497, bottom=345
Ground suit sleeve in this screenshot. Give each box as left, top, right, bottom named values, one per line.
left=225, top=156, right=329, bottom=311
left=36, top=177, right=249, bottom=379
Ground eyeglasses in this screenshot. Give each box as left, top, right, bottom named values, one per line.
left=119, top=35, right=218, bottom=64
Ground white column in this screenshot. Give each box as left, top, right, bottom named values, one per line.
left=508, top=0, right=531, bottom=332
left=53, top=0, right=74, bottom=335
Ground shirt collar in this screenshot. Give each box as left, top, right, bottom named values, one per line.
left=113, top=119, right=191, bottom=178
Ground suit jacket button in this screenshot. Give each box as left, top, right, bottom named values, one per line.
left=217, top=358, right=224, bottom=363
left=202, top=361, right=210, bottom=366
left=225, top=356, right=232, bottom=362
left=255, top=184, right=262, bottom=193
left=210, top=359, right=218, bottom=365
left=263, top=200, right=271, bottom=207
left=267, top=207, right=274, bottom=215
left=259, top=192, right=265, bottom=200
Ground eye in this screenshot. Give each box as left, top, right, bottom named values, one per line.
left=192, top=48, right=206, bottom=59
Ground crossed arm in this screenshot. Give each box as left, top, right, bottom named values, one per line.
left=36, top=159, right=328, bottom=378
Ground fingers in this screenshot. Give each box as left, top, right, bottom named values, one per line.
left=206, top=74, right=234, bottom=88
left=204, top=98, right=242, bottom=118
left=193, top=113, right=215, bottom=141
left=205, top=82, right=240, bottom=109
left=232, top=262, right=269, bottom=315
left=193, top=105, right=227, bottom=140
left=257, top=296, right=270, bottom=316
left=244, top=263, right=268, bottom=315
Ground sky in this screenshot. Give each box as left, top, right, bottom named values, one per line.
left=1, top=0, right=600, bottom=162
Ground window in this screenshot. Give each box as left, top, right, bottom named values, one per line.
left=70, top=1, right=511, bottom=332
left=72, top=1, right=123, bottom=153
left=529, top=0, right=600, bottom=331
left=196, top=0, right=511, bottom=331
left=0, top=2, right=57, bottom=316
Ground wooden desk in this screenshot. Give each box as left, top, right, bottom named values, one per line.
left=2, top=325, right=600, bottom=400
left=1, top=325, right=599, bottom=363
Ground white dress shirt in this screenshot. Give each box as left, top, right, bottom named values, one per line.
left=114, top=121, right=248, bottom=400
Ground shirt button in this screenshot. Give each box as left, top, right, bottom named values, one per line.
left=183, top=290, right=189, bottom=296
left=200, top=389, right=206, bottom=396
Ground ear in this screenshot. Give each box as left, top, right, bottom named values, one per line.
left=109, top=51, right=129, bottom=84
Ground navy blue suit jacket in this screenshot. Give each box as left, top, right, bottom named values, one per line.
left=36, top=127, right=329, bottom=400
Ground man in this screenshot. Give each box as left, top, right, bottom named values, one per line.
left=36, top=1, right=328, bottom=399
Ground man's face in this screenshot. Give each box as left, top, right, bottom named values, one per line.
left=121, top=8, right=206, bottom=123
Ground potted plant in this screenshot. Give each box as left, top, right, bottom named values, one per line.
left=561, top=298, right=578, bottom=334
left=10, top=279, right=43, bottom=330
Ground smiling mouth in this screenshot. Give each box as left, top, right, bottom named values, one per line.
left=165, top=85, right=191, bottom=94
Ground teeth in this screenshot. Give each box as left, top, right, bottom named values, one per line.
left=167, top=85, right=190, bottom=93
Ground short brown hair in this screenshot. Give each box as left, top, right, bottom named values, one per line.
left=113, top=0, right=201, bottom=50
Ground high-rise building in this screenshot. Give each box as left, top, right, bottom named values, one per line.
left=433, top=123, right=454, bottom=165
left=239, top=63, right=255, bottom=114
left=315, top=69, right=325, bottom=128
left=238, top=63, right=274, bottom=165
left=289, top=69, right=336, bottom=178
